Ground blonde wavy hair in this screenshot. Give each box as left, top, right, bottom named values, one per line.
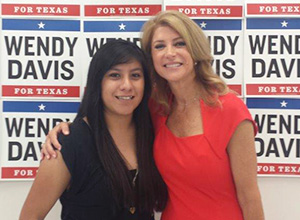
left=141, top=10, right=229, bottom=114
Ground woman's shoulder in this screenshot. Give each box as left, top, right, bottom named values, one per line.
left=70, top=118, right=91, bottom=134
left=57, top=118, right=93, bottom=156
left=58, top=118, right=90, bottom=141
left=203, top=93, right=255, bottom=152
left=219, top=92, right=243, bottom=105
left=203, top=92, right=251, bottom=126
left=58, top=118, right=97, bottom=176
left=217, top=92, right=255, bottom=131
left=218, top=92, right=247, bottom=113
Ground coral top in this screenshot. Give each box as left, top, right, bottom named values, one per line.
left=150, top=93, right=256, bottom=220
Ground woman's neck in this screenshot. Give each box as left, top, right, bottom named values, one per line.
left=104, top=113, right=134, bottom=134
left=104, top=113, right=137, bottom=170
left=168, top=78, right=201, bottom=106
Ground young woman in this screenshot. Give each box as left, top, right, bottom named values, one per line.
left=42, top=11, right=264, bottom=220
left=20, top=40, right=167, bottom=220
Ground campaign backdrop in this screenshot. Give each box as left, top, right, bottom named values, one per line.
left=0, top=0, right=299, bottom=180
left=244, top=4, right=300, bottom=97
left=1, top=100, right=80, bottom=180
left=247, top=98, right=300, bottom=176
left=244, top=0, right=300, bottom=176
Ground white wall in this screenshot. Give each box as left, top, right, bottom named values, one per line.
left=0, top=181, right=61, bottom=220
left=1, top=177, right=300, bottom=220
left=258, top=178, right=300, bottom=220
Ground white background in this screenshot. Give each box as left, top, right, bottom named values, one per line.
left=0, top=0, right=300, bottom=219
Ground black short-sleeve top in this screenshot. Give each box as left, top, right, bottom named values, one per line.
left=58, top=118, right=154, bottom=220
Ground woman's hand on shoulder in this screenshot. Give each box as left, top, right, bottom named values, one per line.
left=41, top=122, right=70, bottom=160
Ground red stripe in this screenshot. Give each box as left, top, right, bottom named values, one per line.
left=228, top=84, right=242, bottom=96
left=247, top=4, right=300, bottom=15
left=2, top=85, right=80, bottom=97
left=2, top=167, right=38, bottom=179
left=2, top=4, right=80, bottom=16
left=246, top=84, right=300, bottom=95
left=166, top=5, right=243, bottom=17
left=85, top=5, right=161, bottom=16
left=257, top=163, right=300, bottom=175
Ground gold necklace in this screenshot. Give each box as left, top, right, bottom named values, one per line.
left=175, top=96, right=200, bottom=107
left=132, top=168, right=139, bottom=187
left=129, top=207, right=136, bottom=214
left=129, top=168, right=139, bottom=214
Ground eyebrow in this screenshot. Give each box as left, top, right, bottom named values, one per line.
left=109, top=67, right=143, bottom=72
left=152, top=37, right=184, bottom=44
left=130, top=67, right=143, bottom=72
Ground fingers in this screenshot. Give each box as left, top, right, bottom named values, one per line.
left=40, top=143, right=50, bottom=160
left=47, top=134, right=59, bottom=157
left=49, top=122, right=70, bottom=150
left=40, top=122, right=70, bottom=160
left=40, top=136, right=57, bottom=160
left=61, top=122, right=70, bottom=135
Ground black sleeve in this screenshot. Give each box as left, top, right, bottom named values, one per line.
left=58, top=119, right=94, bottom=193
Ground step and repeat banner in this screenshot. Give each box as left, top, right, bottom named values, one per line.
left=0, top=0, right=299, bottom=180
left=244, top=0, right=300, bottom=176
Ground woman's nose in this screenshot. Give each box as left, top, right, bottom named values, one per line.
left=166, top=45, right=176, bottom=57
left=120, top=76, right=133, bottom=91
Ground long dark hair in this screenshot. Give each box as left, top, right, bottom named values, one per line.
left=76, top=39, right=167, bottom=212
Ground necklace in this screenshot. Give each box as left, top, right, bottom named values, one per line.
left=132, top=168, right=139, bottom=187
left=175, top=96, right=200, bottom=107
left=129, top=168, right=139, bottom=214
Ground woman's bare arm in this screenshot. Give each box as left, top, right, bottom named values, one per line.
left=20, top=151, right=70, bottom=220
left=227, top=120, right=264, bottom=220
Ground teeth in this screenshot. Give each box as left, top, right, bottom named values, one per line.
left=165, top=63, right=181, bottom=68
left=116, top=96, right=133, bottom=100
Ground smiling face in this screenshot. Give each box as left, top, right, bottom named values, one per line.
left=101, top=60, right=145, bottom=118
left=151, top=25, right=196, bottom=84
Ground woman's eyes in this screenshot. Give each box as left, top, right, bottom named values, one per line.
left=131, top=73, right=143, bottom=79
left=154, top=44, right=165, bottom=49
left=175, top=41, right=186, bottom=47
left=153, top=41, right=186, bottom=50
left=107, top=72, right=142, bottom=79
left=108, top=73, right=121, bottom=78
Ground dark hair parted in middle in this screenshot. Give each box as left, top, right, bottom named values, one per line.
left=76, top=39, right=168, bottom=212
